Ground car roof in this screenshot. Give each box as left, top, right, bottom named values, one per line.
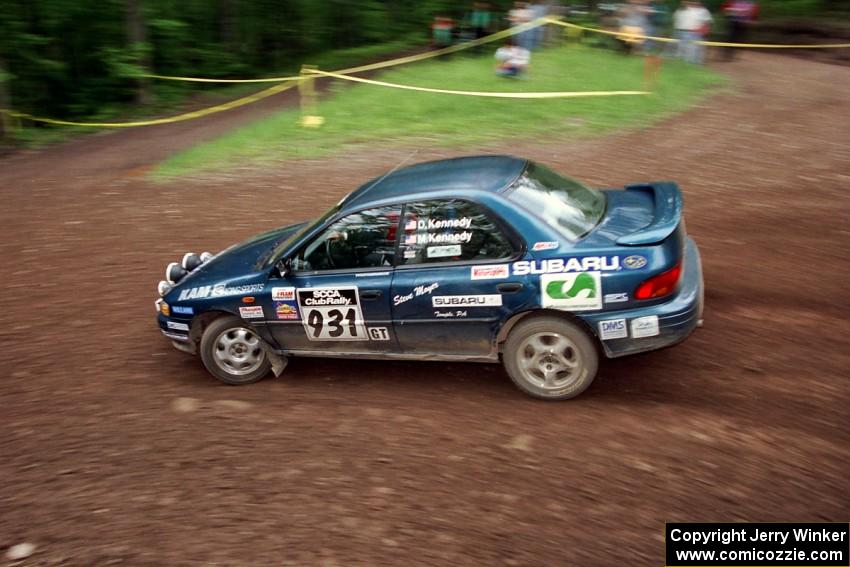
left=342, top=155, right=528, bottom=210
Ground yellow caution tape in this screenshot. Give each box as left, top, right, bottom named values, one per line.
left=0, top=80, right=295, bottom=127
left=143, top=73, right=302, bottom=83
left=308, top=68, right=649, bottom=99
left=546, top=18, right=850, bottom=49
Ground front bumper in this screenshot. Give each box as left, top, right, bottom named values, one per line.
left=585, top=237, right=704, bottom=358
left=157, top=314, right=197, bottom=354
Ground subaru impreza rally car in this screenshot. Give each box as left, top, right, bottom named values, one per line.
left=155, top=156, right=703, bottom=400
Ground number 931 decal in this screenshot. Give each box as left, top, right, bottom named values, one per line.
left=297, top=287, right=368, bottom=341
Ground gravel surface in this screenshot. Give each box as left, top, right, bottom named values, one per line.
left=1, top=51, right=848, bottom=566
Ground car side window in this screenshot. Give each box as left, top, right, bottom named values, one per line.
left=290, top=206, right=401, bottom=272
left=399, top=199, right=515, bottom=265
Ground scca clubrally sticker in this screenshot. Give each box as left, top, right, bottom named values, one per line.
left=297, top=287, right=368, bottom=341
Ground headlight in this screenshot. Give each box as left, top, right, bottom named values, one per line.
left=157, top=280, right=172, bottom=296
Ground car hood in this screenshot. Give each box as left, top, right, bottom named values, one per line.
left=173, top=221, right=308, bottom=288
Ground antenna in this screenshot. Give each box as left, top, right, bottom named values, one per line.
left=356, top=149, right=419, bottom=201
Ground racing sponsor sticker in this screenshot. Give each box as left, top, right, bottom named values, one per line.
left=604, top=292, right=629, bottom=303
left=630, top=315, right=660, bottom=338
left=427, top=244, right=461, bottom=258
left=598, top=319, right=628, bottom=340
left=178, top=283, right=264, bottom=301
left=470, top=264, right=509, bottom=280
left=623, top=255, right=648, bottom=270
left=394, top=282, right=439, bottom=306
left=540, top=272, right=602, bottom=311
left=239, top=306, right=264, bottom=319
left=432, top=295, right=502, bottom=308
left=274, top=302, right=299, bottom=320
left=172, top=305, right=194, bottom=315
left=272, top=286, right=295, bottom=301
left=166, top=321, right=189, bottom=331
left=297, top=287, right=368, bottom=341
left=513, top=256, right=621, bottom=276
left=532, top=241, right=559, bottom=251
left=368, top=327, right=391, bottom=341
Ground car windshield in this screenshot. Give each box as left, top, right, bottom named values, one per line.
left=265, top=204, right=340, bottom=266
left=506, top=163, right=605, bottom=241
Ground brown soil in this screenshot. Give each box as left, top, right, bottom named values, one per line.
left=1, top=51, right=848, bottom=566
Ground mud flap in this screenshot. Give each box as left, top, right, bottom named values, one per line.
left=261, top=342, right=288, bottom=377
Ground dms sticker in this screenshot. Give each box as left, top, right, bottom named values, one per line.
left=623, top=255, right=648, bottom=270
left=272, top=287, right=296, bottom=301
left=239, top=306, right=264, bottom=319
left=630, top=316, right=659, bottom=338
left=598, top=319, right=627, bottom=340
left=470, top=264, right=509, bottom=280
left=297, top=287, right=368, bottom=341
left=274, top=302, right=299, bottom=320
left=540, top=272, right=602, bottom=311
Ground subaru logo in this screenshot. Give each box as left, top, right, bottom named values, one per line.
left=623, top=255, right=647, bottom=270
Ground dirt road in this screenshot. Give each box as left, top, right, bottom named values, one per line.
left=1, top=52, right=848, bottom=566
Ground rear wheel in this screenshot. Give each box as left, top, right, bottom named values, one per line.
left=502, top=316, right=598, bottom=400
left=199, top=316, right=271, bottom=385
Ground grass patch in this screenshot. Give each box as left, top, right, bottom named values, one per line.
left=155, top=45, right=727, bottom=178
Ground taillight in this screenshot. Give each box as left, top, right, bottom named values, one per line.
left=635, top=263, right=682, bottom=300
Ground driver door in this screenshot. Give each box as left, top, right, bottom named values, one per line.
left=263, top=205, right=402, bottom=354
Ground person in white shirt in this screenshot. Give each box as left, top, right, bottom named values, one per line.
left=494, top=38, right=531, bottom=77
left=672, top=0, right=713, bottom=64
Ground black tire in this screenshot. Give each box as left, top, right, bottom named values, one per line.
left=502, top=316, right=599, bottom=400
left=199, top=316, right=271, bottom=385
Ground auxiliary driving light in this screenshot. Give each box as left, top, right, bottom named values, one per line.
left=200, top=251, right=214, bottom=263
left=166, top=262, right=188, bottom=284
left=182, top=252, right=202, bottom=272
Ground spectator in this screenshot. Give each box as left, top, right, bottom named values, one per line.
left=508, top=2, right=534, bottom=50
left=529, top=2, right=549, bottom=50
left=721, top=0, right=759, bottom=60
left=494, top=38, right=531, bottom=77
left=672, top=0, right=713, bottom=64
left=617, top=0, right=652, bottom=55
left=432, top=15, right=455, bottom=48
left=470, top=2, right=492, bottom=41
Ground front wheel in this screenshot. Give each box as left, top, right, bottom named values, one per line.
left=199, top=316, right=271, bottom=385
left=502, top=316, right=599, bottom=400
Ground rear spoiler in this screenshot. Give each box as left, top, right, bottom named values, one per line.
left=615, top=182, right=683, bottom=246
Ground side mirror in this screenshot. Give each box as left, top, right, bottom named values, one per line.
left=276, top=258, right=291, bottom=278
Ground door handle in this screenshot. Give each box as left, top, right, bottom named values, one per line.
left=497, top=282, right=523, bottom=294
left=361, top=289, right=383, bottom=300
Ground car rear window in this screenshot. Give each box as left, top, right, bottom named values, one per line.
left=506, top=163, right=605, bottom=241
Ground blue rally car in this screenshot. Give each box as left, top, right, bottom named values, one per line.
left=155, top=156, right=703, bottom=400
